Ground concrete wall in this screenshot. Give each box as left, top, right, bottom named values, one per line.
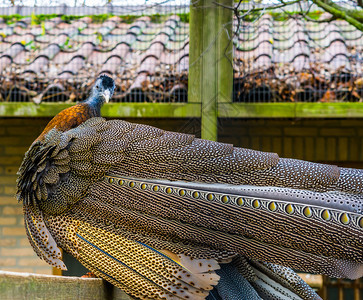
left=0, top=117, right=362, bottom=274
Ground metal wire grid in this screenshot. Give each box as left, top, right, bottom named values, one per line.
left=0, top=0, right=190, bottom=103
left=232, top=0, right=363, bottom=103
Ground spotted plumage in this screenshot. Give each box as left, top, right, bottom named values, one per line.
left=16, top=82, right=362, bottom=299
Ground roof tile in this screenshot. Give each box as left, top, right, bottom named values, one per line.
left=101, top=56, right=123, bottom=74
left=59, top=56, right=85, bottom=77
left=5, top=33, right=33, bottom=44
left=0, top=56, right=11, bottom=72
left=0, top=13, right=361, bottom=103
left=24, top=56, right=49, bottom=74
left=138, top=56, right=158, bottom=75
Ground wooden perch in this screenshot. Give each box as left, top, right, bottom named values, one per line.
left=0, top=271, right=132, bottom=300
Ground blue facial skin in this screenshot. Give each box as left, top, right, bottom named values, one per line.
left=87, top=75, right=116, bottom=116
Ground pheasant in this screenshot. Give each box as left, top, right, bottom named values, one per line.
left=17, top=75, right=362, bottom=300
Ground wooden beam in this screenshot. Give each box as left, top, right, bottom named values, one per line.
left=218, top=103, right=296, bottom=118
left=3, top=102, right=363, bottom=119
left=218, top=102, right=363, bottom=118
left=0, top=270, right=131, bottom=299
left=189, top=0, right=233, bottom=141
left=102, top=103, right=201, bottom=118
left=0, top=103, right=201, bottom=118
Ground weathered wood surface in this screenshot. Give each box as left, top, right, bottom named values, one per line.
left=0, top=103, right=201, bottom=118
left=2, top=102, right=363, bottom=119
left=297, top=273, right=323, bottom=289
left=0, top=271, right=132, bottom=300
left=189, top=0, right=233, bottom=141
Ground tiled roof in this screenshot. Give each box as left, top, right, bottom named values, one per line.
left=233, top=13, right=363, bottom=102
left=234, top=13, right=362, bottom=72
left=0, top=13, right=362, bottom=103
left=0, top=15, right=189, bottom=103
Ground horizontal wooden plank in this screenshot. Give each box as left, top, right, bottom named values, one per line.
left=0, top=103, right=201, bottom=118
left=103, top=103, right=201, bottom=118
left=295, top=102, right=363, bottom=118
left=0, top=270, right=131, bottom=300
left=0, top=103, right=73, bottom=117
left=218, top=103, right=363, bottom=118
left=218, top=103, right=295, bottom=118
left=2, top=102, right=363, bottom=118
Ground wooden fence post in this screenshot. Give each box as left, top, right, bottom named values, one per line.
left=189, top=0, right=233, bottom=141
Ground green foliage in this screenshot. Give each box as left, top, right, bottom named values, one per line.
left=269, top=10, right=323, bottom=21
left=241, top=12, right=261, bottom=22
left=24, top=40, right=39, bottom=51
left=118, top=14, right=167, bottom=24
left=60, top=15, right=83, bottom=23
left=90, top=14, right=113, bottom=23
left=31, top=12, right=37, bottom=26
left=0, top=14, right=23, bottom=24
left=149, top=13, right=164, bottom=23
left=96, top=33, right=103, bottom=44
left=41, top=22, right=46, bottom=35
left=177, top=13, right=189, bottom=23
left=120, top=13, right=189, bottom=24
left=32, top=14, right=59, bottom=24
left=307, top=10, right=323, bottom=20
left=0, top=12, right=191, bottom=26
left=62, top=36, right=72, bottom=49
left=118, top=15, right=139, bottom=24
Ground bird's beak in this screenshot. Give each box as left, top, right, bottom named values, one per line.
left=103, top=90, right=111, bottom=103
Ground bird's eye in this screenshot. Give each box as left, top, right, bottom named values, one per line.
left=96, top=85, right=99, bottom=89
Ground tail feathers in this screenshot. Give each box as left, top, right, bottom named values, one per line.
left=251, top=261, right=322, bottom=300
left=158, top=250, right=221, bottom=290
left=207, top=259, right=322, bottom=300
left=75, top=221, right=219, bottom=299
left=24, top=205, right=66, bottom=270
left=78, top=258, right=147, bottom=300
left=232, top=255, right=257, bottom=282
left=77, top=242, right=180, bottom=299
left=208, top=263, right=262, bottom=300
left=251, top=267, right=305, bottom=300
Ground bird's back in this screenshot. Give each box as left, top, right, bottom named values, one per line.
left=35, top=103, right=95, bottom=142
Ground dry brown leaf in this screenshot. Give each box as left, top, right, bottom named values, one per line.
left=320, top=90, right=335, bottom=102
left=355, top=78, right=363, bottom=88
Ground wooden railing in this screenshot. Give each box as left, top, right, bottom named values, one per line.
left=320, top=276, right=363, bottom=300
left=1, top=270, right=326, bottom=300
left=0, top=270, right=132, bottom=300
left=2, top=102, right=363, bottom=119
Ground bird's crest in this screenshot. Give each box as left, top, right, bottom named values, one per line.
left=98, top=74, right=115, bottom=90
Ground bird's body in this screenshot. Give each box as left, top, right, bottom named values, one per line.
left=17, top=76, right=362, bottom=300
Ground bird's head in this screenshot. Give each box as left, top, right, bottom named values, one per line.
left=90, top=74, right=116, bottom=104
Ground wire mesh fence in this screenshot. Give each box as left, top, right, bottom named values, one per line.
left=0, top=0, right=189, bottom=103
left=233, top=1, right=363, bottom=103
left=0, top=0, right=362, bottom=104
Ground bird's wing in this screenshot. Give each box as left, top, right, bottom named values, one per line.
left=18, top=118, right=362, bottom=299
